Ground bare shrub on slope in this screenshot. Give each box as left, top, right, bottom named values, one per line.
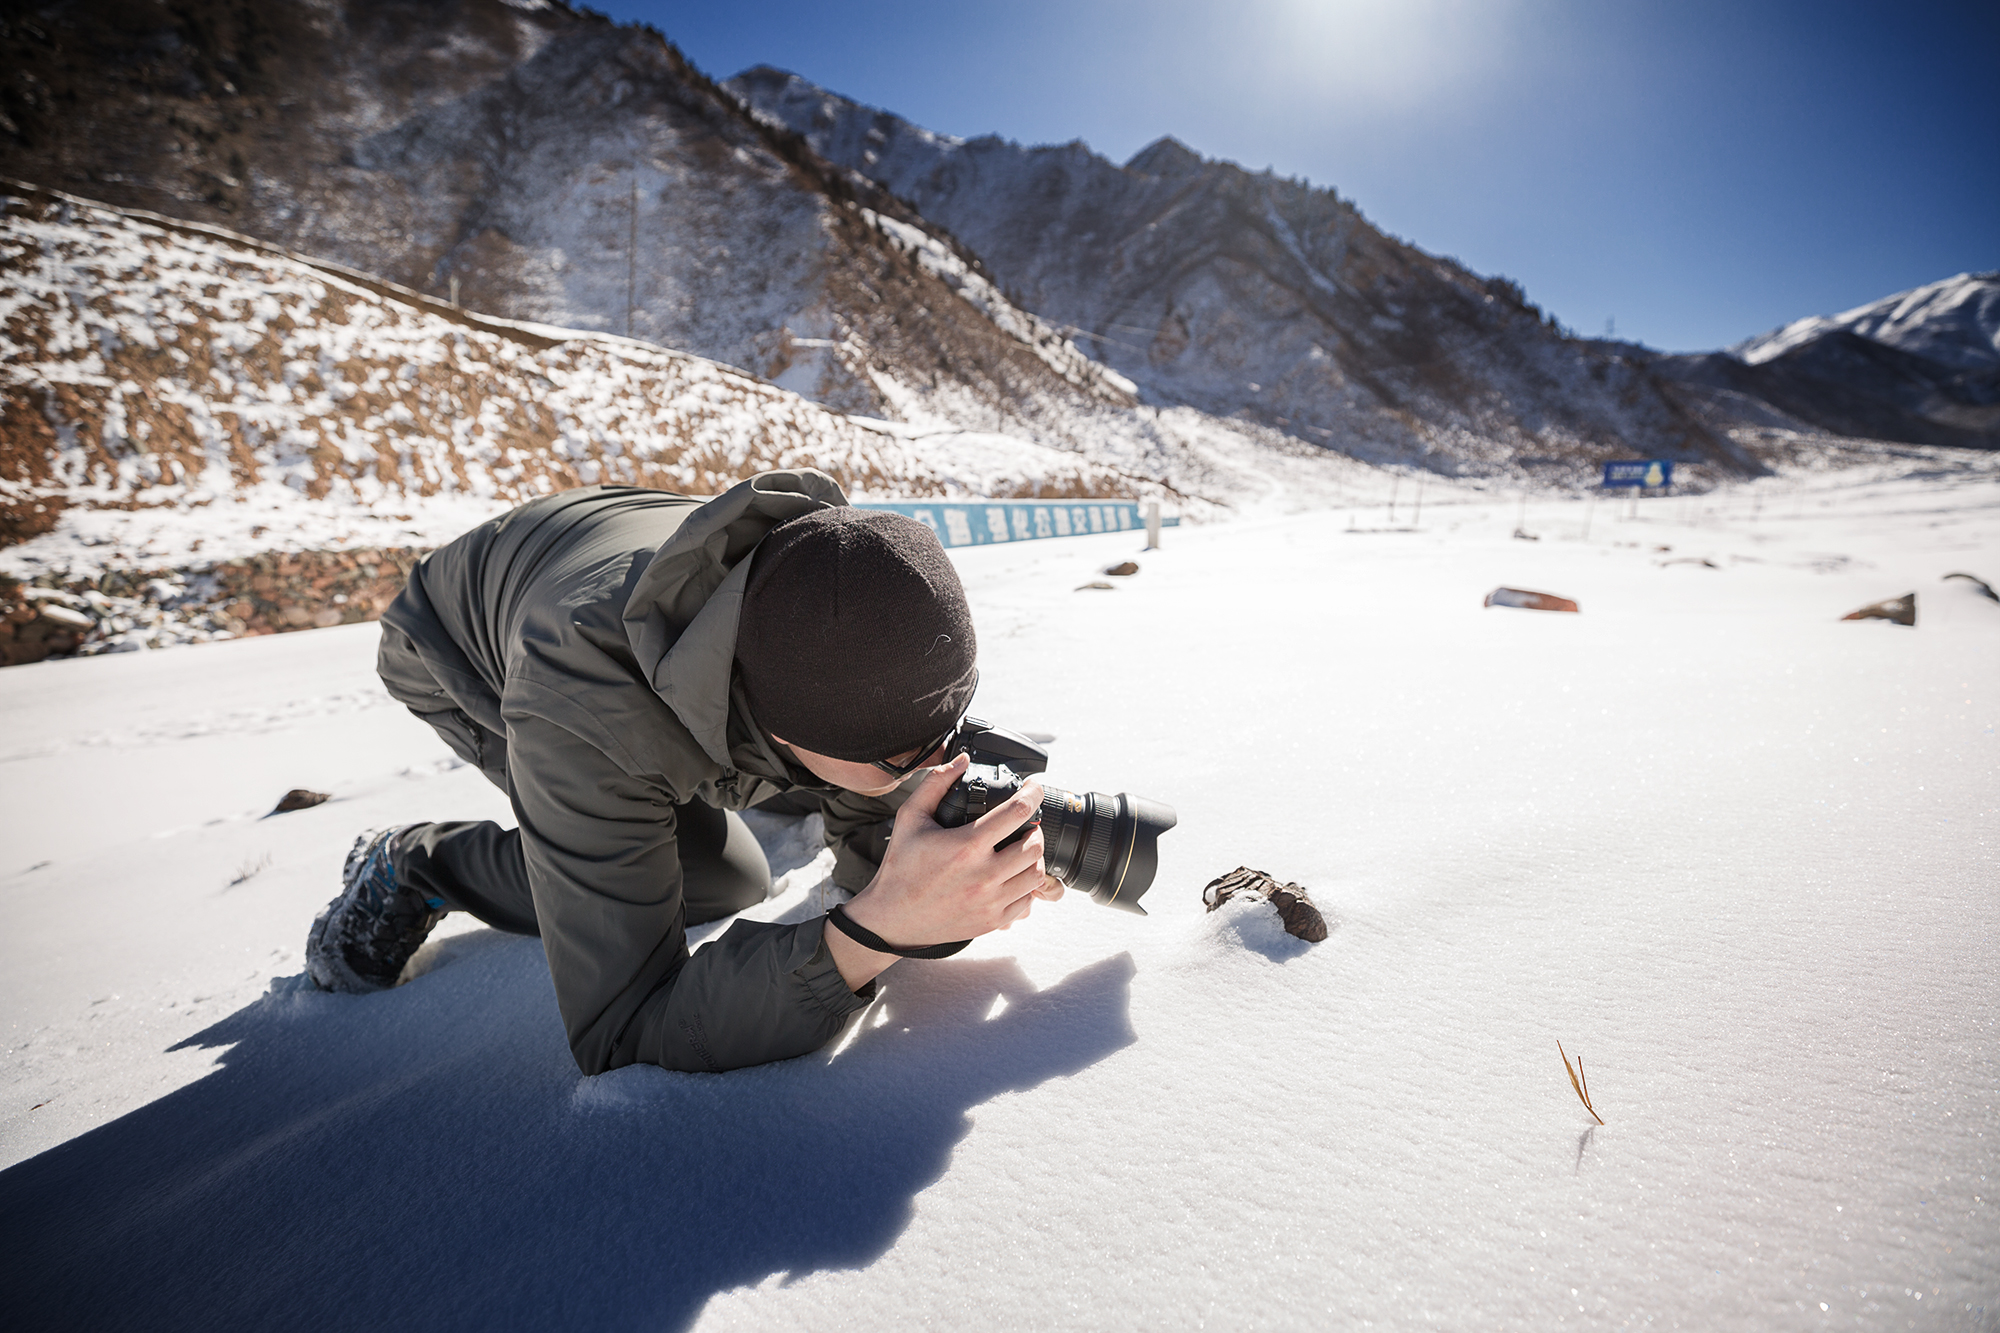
left=0, top=183, right=1138, bottom=530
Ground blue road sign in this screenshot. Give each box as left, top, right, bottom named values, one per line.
left=855, top=499, right=1174, bottom=549
left=1602, top=460, right=1673, bottom=489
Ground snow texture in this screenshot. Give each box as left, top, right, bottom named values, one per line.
left=3, top=460, right=1996, bottom=1329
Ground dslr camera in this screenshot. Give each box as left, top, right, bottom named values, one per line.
left=931, top=719, right=1176, bottom=914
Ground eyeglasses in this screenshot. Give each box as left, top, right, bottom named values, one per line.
left=870, top=722, right=963, bottom=779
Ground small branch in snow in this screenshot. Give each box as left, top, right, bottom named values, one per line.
left=1559, top=1041, right=1605, bottom=1125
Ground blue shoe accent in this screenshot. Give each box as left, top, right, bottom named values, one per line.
left=306, top=825, right=444, bottom=992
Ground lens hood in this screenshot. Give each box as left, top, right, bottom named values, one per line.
left=1087, top=795, right=1178, bottom=915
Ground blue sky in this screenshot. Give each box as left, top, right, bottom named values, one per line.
left=592, top=0, right=1996, bottom=352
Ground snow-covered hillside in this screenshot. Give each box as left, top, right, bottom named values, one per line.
left=0, top=180, right=1394, bottom=662
left=0, top=0, right=1147, bottom=446
left=0, top=183, right=1353, bottom=567
left=1733, top=271, right=2000, bottom=372
left=2, top=460, right=1995, bottom=1328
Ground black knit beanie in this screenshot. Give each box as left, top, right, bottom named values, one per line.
left=736, top=507, right=978, bottom=762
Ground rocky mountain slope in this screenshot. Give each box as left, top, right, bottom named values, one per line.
left=0, top=0, right=1135, bottom=444
left=730, top=67, right=1759, bottom=479
left=3, top=0, right=1771, bottom=484
left=1641, top=272, right=2000, bottom=450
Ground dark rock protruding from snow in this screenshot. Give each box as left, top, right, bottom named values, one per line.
left=1202, top=866, right=1328, bottom=944
left=1842, top=594, right=1916, bottom=626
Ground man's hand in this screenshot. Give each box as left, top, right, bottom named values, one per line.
left=824, top=753, right=1061, bottom=990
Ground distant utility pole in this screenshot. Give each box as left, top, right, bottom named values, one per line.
left=626, top=175, right=638, bottom=337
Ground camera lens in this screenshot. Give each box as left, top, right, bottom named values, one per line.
left=1036, top=788, right=1177, bottom=914
left=935, top=765, right=1177, bottom=914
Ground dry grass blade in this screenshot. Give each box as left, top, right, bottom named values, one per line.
left=1559, top=1041, right=1605, bottom=1125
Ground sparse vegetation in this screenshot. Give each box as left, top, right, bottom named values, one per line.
left=1559, top=1041, right=1604, bottom=1125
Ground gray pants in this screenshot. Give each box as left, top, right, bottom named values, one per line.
left=377, top=627, right=772, bottom=936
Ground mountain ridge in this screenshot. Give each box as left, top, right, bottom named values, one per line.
left=728, top=65, right=1758, bottom=478
left=1645, top=271, right=2000, bottom=450
left=1, top=2, right=1768, bottom=487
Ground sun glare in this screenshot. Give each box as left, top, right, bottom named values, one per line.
left=1246, top=0, right=1520, bottom=110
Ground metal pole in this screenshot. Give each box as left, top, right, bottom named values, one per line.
left=1145, top=500, right=1161, bottom=550
left=627, top=175, right=638, bottom=337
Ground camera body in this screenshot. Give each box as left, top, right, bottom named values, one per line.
left=931, top=720, right=1176, bottom=914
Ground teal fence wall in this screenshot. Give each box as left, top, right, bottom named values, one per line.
left=854, top=499, right=1176, bottom=549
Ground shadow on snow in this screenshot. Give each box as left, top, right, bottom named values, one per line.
left=0, top=930, right=1136, bottom=1331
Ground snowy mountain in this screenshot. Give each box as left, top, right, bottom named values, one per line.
left=1732, top=271, right=2000, bottom=372
left=0, top=0, right=1134, bottom=443
left=1648, top=273, right=2000, bottom=450
left=0, top=0, right=1764, bottom=483
left=728, top=67, right=1756, bottom=477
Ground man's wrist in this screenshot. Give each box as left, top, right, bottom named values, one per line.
left=824, top=897, right=900, bottom=991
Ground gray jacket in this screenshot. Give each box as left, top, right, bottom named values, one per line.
left=381, top=470, right=902, bottom=1074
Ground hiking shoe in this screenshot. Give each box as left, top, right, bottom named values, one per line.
left=306, top=826, right=445, bottom=992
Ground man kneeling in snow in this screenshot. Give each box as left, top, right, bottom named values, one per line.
left=303, top=469, right=1058, bottom=1073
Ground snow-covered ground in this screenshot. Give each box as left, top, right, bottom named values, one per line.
left=2, top=462, right=1996, bottom=1330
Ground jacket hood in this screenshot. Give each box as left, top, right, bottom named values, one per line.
left=623, top=469, right=849, bottom=767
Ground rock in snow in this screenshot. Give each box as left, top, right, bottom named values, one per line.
left=1202, top=865, right=1329, bottom=943
left=1841, top=593, right=1916, bottom=625
left=1484, top=587, right=1581, bottom=613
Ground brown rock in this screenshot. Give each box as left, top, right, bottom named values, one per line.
left=1484, top=587, right=1580, bottom=613
left=1105, top=560, right=1140, bottom=576
left=1842, top=593, right=1915, bottom=626
left=270, top=789, right=331, bottom=814
left=1201, top=865, right=1329, bottom=943
left=1267, top=888, right=1329, bottom=944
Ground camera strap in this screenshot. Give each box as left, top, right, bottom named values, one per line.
left=826, top=904, right=971, bottom=959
